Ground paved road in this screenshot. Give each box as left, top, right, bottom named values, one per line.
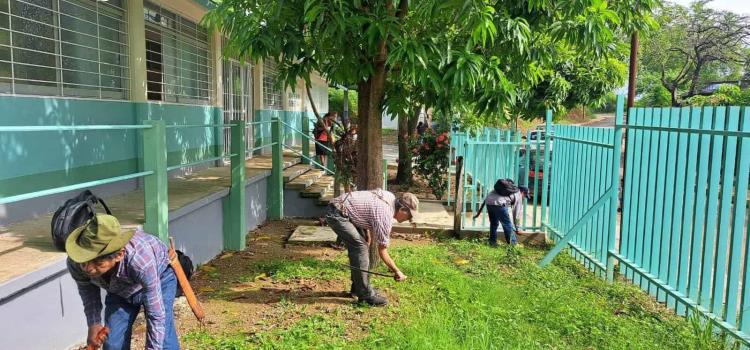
left=582, top=114, right=615, bottom=127
left=383, top=144, right=398, bottom=164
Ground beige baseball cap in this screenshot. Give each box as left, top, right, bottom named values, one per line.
left=398, top=192, right=420, bottom=222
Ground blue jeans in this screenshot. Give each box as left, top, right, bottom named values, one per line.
left=487, top=204, right=516, bottom=245
left=103, top=267, right=179, bottom=350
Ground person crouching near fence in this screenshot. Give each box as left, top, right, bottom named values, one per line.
left=66, top=214, right=179, bottom=349
left=474, top=179, right=527, bottom=247
left=326, top=190, right=419, bottom=306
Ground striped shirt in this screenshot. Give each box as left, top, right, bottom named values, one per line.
left=67, top=229, right=170, bottom=349
left=331, top=189, right=395, bottom=247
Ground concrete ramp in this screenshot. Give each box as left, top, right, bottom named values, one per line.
left=288, top=225, right=337, bottom=244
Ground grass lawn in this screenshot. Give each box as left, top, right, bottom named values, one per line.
left=170, top=221, right=724, bottom=350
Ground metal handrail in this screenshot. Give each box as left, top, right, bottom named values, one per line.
left=0, top=171, right=154, bottom=205
left=248, top=142, right=278, bottom=153
left=166, top=154, right=237, bottom=172
left=0, top=125, right=153, bottom=132
left=245, top=120, right=274, bottom=127
left=277, top=119, right=333, bottom=153
left=165, top=124, right=237, bottom=129
left=283, top=145, right=335, bottom=175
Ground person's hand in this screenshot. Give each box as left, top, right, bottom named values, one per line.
left=87, top=324, right=107, bottom=348
left=394, top=270, right=407, bottom=282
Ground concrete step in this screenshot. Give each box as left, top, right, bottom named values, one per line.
left=300, top=175, right=335, bottom=198
left=286, top=169, right=325, bottom=190
left=283, top=164, right=311, bottom=183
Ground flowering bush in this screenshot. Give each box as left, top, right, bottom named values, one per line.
left=413, top=129, right=450, bottom=198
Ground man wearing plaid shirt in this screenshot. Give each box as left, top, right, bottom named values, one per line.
left=326, top=190, right=420, bottom=306
left=66, top=214, right=179, bottom=349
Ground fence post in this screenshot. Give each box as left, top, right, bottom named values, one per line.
left=268, top=117, right=284, bottom=219
left=301, top=114, right=310, bottom=164
left=142, top=120, right=168, bottom=242
left=382, top=159, right=388, bottom=190
left=606, top=95, right=626, bottom=282
left=224, top=121, right=247, bottom=250
left=541, top=110, right=552, bottom=230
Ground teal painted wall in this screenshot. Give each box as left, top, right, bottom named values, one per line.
left=0, top=96, right=222, bottom=197
left=253, top=110, right=317, bottom=151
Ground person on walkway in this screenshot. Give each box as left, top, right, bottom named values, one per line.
left=314, top=112, right=335, bottom=168
left=416, top=121, right=427, bottom=136
left=66, top=214, right=179, bottom=350
left=326, top=190, right=419, bottom=306
left=474, top=179, right=527, bottom=247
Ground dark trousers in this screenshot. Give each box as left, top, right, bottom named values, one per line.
left=487, top=204, right=517, bottom=245
left=325, top=205, right=374, bottom=299
left=103, top=267, right=179, bottom=350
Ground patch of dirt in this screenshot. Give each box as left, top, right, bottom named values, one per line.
left=123, top=219, right=432, bottom=348
left=386, top=167, right=456, bottom=201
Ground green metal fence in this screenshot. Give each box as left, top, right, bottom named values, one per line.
left=609, top=105, right=750, bottom=345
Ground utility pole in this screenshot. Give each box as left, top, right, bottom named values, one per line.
left=627, top=32, right=639, bottom=111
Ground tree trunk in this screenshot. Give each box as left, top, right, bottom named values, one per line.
left=670, top=87, right=680, bottom=107
left=396, top=113, right=411, bottom=184
left=356, top=79, right=371, bottom=190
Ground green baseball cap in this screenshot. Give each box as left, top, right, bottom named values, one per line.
left=65, top=214, right=133, bottom=263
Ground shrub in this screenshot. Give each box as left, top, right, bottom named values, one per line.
left=413, top=129, right=450, bottom=198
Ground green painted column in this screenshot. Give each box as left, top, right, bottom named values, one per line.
left=224, top=121, right=247, bottom=250
left=382, top=159, right=388, bottom=190
left=142, top=120, right=169, bottom=242
left=268, top=117, right=284, bottom=219
left=301, top=114, right=310, bottom=164
left=606, top=95, right=625, bottom=282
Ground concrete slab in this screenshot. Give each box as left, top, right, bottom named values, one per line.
left=287, top=225, right=337, bottom=244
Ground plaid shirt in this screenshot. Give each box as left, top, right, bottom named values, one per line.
left=484, top=190, right=523, bottom=228
left=67, top=229, right=170, bottom=349
left=331, top=189, right=395, bottom=247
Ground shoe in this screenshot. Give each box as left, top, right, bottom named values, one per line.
left=488, top=241, right=499, bottom=248
left=360, top=294, right=388, bottom=307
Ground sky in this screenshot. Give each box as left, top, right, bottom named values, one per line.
left=668, top=0, right=750, bottom=14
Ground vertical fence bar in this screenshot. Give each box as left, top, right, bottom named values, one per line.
left=639, top=108, right=657, bottom=294
left=633, top=108, right=651, bottom=287
left=699, top=107, right=726, bottom=309
left=268, top=117, right=284, bottom=219
left=650, top=107, right=670, bottom=301
left=727, top=107, right=750, bottom=328
left=674, top=107, right=694, bottom=315
left=142, top=120, right=169, bottom=242
left=382, top=159, right=388, bottom=190
left=607, top=96, right=624, bottom=281
left=620, top=107, right=635, bottom=279
left=663, top=107, right=682, bottom=309
left=711, top=106, right=739, bottom=316
left=541, top=110, right=551, bottom=227
left=224, top=121, right=247, bottom=250
left=689, top=107, right=714, bottom=307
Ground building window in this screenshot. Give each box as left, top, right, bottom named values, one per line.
left=262, top=60, right=281, bottom=110
left=0, top=0, right=129, bottom=99
left=144, top=1, right=211, bottom=104
left=287, top=91, right=300, bottom=110
left=222, top=39, right=253, bottom=154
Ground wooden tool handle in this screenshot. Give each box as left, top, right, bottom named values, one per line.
left=85, top=326, right=109, bottom=350
left=169, top=238, right=205, bottom=323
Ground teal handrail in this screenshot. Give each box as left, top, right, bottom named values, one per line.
left=248, top=142, right=278, bottom=153
left=0, top=171, right=154, bottom=204
left=0, top=125, right=153, bottom=131
left=278, top=119, right=333, bottom=153
left=283, top=145, right=335, bottom=175
left=165, top=124, right=237, bottom=129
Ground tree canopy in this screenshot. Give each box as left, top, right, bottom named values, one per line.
left=205, top=0, right=657, bottom=188
left=639, top=0, right=750, bottom=106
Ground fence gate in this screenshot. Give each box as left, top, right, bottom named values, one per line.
left=539, top=98, right=624, bottom=277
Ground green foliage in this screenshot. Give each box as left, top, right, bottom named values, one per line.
left=183, top=241, right=727, bottom=349
left=328, top=88, right=358, bottom=122
left=637, top=84, right=674, bottom=107
left=686, top=85, right=750, bottom=106
left=413, top=129, right=450, bottom=199
left=638, top=1, right=750, bottom=106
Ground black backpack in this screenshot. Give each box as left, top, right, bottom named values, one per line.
left=50, top=190, right=112, bottom=251
left=175, top=250, right=194, bottom=297
left=494, top=179, right=519, bottom=197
